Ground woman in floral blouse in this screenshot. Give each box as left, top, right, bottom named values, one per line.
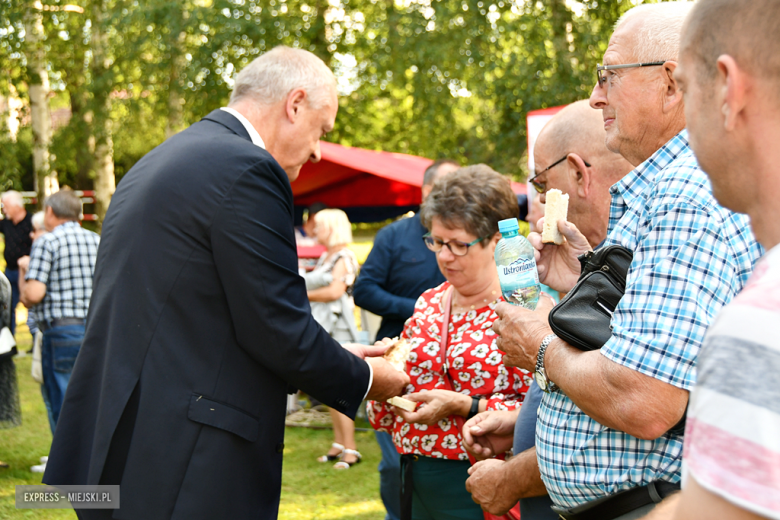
left=368, top=165, right=531, bottom=520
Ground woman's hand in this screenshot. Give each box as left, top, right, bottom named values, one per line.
left=528, top=218, right=591, bottom=293
left=393, top=389, right=469, bottom=425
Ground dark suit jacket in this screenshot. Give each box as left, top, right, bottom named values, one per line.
left=43, top=109, right=371, bottom=520
left=353, top=214, right=444, bottom=339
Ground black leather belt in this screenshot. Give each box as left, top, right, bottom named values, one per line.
left=38, top=318, right=86, bottom=332
left=552, top=481, right=680, bottom=520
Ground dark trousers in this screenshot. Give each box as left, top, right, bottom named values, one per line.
left=403, top=456, right=484, bottom=520
left=5, top=268, right=19, bottom=336
left=376, top=431, right=402, bottom=520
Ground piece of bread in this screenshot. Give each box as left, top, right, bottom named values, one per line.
left=383, top=338, right=411, bottom=372
left=387, top=396, right=417, bottom=412
left=542, top=189, right=569, bottom=245
left=383, top=338, right=418, bottom=411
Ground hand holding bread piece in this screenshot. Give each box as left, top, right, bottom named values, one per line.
left=382, top=338, right=418, bottom=411
left=542, top=189, right=569, bottom=245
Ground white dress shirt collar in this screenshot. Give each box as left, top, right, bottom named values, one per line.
left=220, top=107, right=266, bottom=149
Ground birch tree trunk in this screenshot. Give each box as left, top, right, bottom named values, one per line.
left=24, top=4, right=59, bottom=207
left=89, top=1, right=115, bottom=230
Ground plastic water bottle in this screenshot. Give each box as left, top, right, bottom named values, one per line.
left=495, top=218, right=541, bottom=310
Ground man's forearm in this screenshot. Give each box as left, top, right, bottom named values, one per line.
left=544, top=339, right=688, bottom=439
left=507, top=448, right=548, bottom=499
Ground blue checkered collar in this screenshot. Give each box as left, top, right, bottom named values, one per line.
left=609, top=129, right=690, bottom=212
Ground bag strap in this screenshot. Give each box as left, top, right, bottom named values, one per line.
left=437, top=286, right=477, bottom=465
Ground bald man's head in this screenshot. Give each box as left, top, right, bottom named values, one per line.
left=537, top=100, right=613, bottom=165
left=683, top=0, right=780, bottom=101
left=533, top=100, right=633, bottom=247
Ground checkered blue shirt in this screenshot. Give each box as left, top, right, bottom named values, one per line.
left=536, top=131, right=763, bottom=508
left=26, top=221, right=100, bottom=323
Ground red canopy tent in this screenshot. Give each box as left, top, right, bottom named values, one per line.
left=292, top=141, right=527, bottom=223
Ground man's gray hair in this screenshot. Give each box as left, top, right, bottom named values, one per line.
left=616, top=2, right=695, bottom=62
left=1, top=190, right=24, bottom=208
left=44, top=189, right=82, bottom=221
left=229, top=46, right=337, bottom=109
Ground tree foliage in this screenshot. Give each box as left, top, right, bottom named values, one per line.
left=0, top=0, right=666, bottom=191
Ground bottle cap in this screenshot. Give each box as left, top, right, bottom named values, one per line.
left=498, top=218, right=519, bottom=233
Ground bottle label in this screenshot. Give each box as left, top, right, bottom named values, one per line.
left=500, top=257, right=536, bottom=277
left=498, top=257, right=540, bottom=309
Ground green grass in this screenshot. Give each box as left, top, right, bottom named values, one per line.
left=0, top=330, right=386, bottom=520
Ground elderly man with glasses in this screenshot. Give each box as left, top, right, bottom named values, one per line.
left=489, top=2, right=763, bottom=520
left=464, top=100, right=633, bottom=520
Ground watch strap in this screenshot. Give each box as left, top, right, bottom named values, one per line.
left=535, top=334, right=558, bottom=393
left=466, top=396, right=480, bottom=420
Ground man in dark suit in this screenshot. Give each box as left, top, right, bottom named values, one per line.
left=43, top=46, right=408, bottom=520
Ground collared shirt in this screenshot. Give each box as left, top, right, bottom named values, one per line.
left=536, top=131, right=763, bottom=508
left=26, top=221, right=100, bottom=323
left=219, top=107, right=266, bottom=149
left=0, top=212, right=33, bottom=268
left=353, top=213, right=445, bottom=339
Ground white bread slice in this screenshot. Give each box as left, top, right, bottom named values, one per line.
left=384, top=338, right=411, bottom=372
left=542, top=189, right=569, bottom=245
left=387, top=396, right=417, bottom=412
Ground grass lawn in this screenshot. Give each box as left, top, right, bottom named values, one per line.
left=1, top=326, right=386, bottom=520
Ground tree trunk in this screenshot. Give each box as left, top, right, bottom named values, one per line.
left=89, top=1, right=115, bottom=230
left=24, top=4, right=59, bottom=207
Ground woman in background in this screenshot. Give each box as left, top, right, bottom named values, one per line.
left=305, top=209, right=362, bottom=469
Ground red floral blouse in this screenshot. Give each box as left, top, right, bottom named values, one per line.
left=368, top=282, right=532, bottom=460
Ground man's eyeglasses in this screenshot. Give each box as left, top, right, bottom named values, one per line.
left=423, top=233, right=489, bottom=256
left=596, top=61, right=667, bottom=88
left=528, top=155, right=590, bottom=194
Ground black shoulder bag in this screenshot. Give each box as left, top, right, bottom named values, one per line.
left=548, top=245, right=633, bottom=352
left=547, top=244, right=687, bottom=435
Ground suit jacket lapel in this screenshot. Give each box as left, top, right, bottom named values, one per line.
left=202, top=109, right=252, bottom=142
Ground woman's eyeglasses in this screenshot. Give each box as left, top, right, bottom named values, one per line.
left=423, top=233, right=488, bottom=256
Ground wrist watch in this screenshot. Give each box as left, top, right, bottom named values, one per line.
left=534, top=334, right=558, bottom=393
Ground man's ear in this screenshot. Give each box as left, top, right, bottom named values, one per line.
left=285, top=88, right=308, bottom=123
left=662, top=61, right=684, bottom=113
left=716, top=55, right=747, bottom=132
left=567, top=153, right=591, bottom=198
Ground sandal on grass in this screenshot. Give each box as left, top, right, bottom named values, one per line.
left=333, top=449, right=361, bottom=469
left=317, top=442, right=345, bottom=463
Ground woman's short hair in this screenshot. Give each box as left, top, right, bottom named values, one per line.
left=316, top=209, right=353, bottom=248
left=420, top=165, right=519, bottom=245
left=31, top=211, right=45, bottom=231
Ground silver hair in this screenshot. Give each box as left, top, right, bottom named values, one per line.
left=229, top=46, right=337, bottom=109
left=1, top=190, right=24, bottom=208
left=31, top=211, right=45, bottom=231
left=616, top=2, right=695, bottom=62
